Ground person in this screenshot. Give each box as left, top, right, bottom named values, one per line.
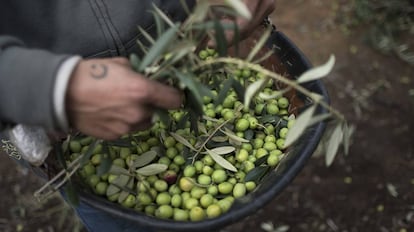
left=0, top=0, right=275, bottom=231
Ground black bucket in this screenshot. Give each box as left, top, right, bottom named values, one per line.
left=75, top=30, right=330, bottom=232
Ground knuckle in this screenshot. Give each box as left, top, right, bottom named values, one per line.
left=129, top=81, right=152, bottom=101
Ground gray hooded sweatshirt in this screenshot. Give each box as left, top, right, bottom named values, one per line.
left=0, top=0, right=195, bottom=132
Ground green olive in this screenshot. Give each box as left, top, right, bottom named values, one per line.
left=166, top=147, right=178, bottom=159
left=233, top=183, right=247, bottom=198
left=179, top=177, right=195, bottom=192
left=218, top=182, right=233, bottom=195
left=276, top=138, right=285, bottom=149
left=155, top=205, right=173, bottom=219
left=190, top=186, right=207, bottom=199
left=137, top=193, right=152, bottom=206
left=184, top=197, right=199, bottom=210
left=171, top=194, right=182, bottom=208
left=236, top=149, right=249, bottom=162
left=119, top=147, right=131, bottom=159
left=263, top=142, right=277, bottom=151
left=235, top=118, right=250, bottom=132
left=277, top=97, right=289, bottom=108
left=207, top=185, right=219, bottom=196
left=197, top=174, right=212, bottom=185
left=95, top=182, right=108, bottom=195
left=173, top=208, right=189, bottom=221
left=200, top=194, right=214, bottom=208
left=267, top=153, right=279, bottom=166
left=202, top=165, right=214, bottom=176
left=173, top=155, right=186, bottom=166
left=163, top=136, right=176, bottom=148
left=212, top=170, right=227, bottom=184
left=156, top=192, right=171, bottom=205
left=245, top=181, right=257, bottom=192
left=145, top=205, right=156, bottom=216
left=279, top=127, right=289, bottom=139
left=189, top=207, right=206, bottom=222
left=206, top=204, right=222, bottom=218
left=122, top=194, right=136, bottom=208
left=113, top=158, right=126, bottom=168
left=183, top=165, right=196, bottom=177
left=153, top=179, right=168, bottom=192
left=69, top=141, right=82, bottom=153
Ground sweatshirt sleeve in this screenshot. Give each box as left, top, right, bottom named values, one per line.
left=0, top=35, right=75, bottom=132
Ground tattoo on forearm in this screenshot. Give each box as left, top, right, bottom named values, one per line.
left=90, top=64, right=108, bottom=79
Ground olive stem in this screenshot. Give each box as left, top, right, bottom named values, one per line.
left=192, top=118, right=232, bottom=164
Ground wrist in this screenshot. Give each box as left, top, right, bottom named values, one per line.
left=53, top=56, right=82, bottom=132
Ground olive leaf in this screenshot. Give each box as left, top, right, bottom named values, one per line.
left=245, top=166, right=270, bottom=182
left=96, top=153, right=112, bottom=176
left=211, top=136, right=229, bottom=143
left=129, top=54, right=141, bottom=72
left=131, top=150, right=158, bottom=169
left=209, top=146, right=235, bottom=155
left=325, top=123, right=344, bottom=166
left=80, top=139, right=99, bottom=166
left=244, top=129, right=255, bottom=140
left=213, top=19, right=228, bottom=57
left=151, top=3, right=176, bottom=28
left=342, top=123, right=355, bottom=156
left=254, top=155, right=269, bottom=166
left=224, top=0, right=252, bottom=19
left=297, top=55, right=335, bottom=83
left=151, top=8, right=166, bottom=38
left=118, top=191, right=130, bottom=203
left=55, top=141, right=67, bottom=170
left=215, top=78, right=234, bottom=106
left=246, top=27, right=272, bottom=62
left=139, top=23, right=180, bottom=72
left=258, top=89, right=288, bottom=101
left=244, top=77, right=270, bottom=109
left=63, top=181, right=79, bottom=207
left=136, top=163, right=168, bottom=176
left=284, top=105, right=316, bottom=148
left=232, top=78, right=246, bottom=102
left=183, top=0, right=209, bottom=25
left=112, top=175, right=131, bottom=188
left=106, top=184, right=121, bottom=196
left=108, top=165, right=131, bottom=176
left=221, top=128, right=249, bottom=143
left=307, top=113, right=332, bottom=127
left=170, top=132, right=197, bottom=151
left=138, top=26, right=155, bottom=45
left=206, top=148, right=237, bottom=172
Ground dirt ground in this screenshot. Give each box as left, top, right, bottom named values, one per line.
left=1, top=1, right=413, bottom=232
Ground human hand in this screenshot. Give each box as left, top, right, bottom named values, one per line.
left=209, top=0, right=276, bottom=46
left=66, top=57, right=182, bottom=140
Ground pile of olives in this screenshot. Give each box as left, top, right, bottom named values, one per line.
left=66, top=48, right=295, bottom=222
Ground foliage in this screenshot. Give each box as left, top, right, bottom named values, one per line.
left=339, top=0, right=414, bottom=64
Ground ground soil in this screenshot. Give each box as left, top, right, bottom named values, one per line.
left=1, top=1, right=413, bottom=232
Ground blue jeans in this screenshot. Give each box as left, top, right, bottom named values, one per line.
left=74, top=201, right=154, bottom=232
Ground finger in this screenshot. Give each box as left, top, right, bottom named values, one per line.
left=131, top=78, right=183, bottom=110
left=131, top=118, right=153, bottom=132
left=102, top=120, right=131, bottom=139
left=119, top=106, right=154, bottom=125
